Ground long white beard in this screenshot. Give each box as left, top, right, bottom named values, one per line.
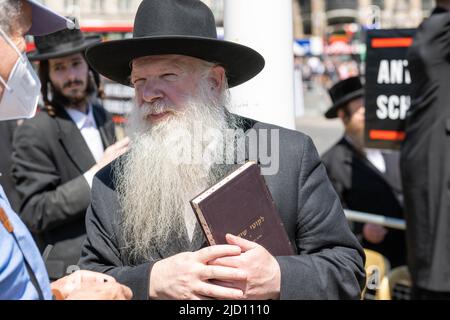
left=115, top=82, right=243, bottom=262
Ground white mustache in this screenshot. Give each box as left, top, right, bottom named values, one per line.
left=140, top=102, right=176, bottom=116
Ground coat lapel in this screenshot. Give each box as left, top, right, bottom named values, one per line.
left=152, top=195, right=209, bottom=257
left=55, top=108, right=97, bottom=173
left=153, top=220, right=207, bottom=258
left=342, top=138, right=398, bottom=192
left=155, top=231, right=188, bottom=258
left=92, top=104, right=116, bottom=148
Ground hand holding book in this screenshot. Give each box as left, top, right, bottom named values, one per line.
left=190, top=161, right=295, bottom=256
left=208, top=233, right=282, bottom=300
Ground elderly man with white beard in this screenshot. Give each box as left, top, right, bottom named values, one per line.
left=78, top=0, right=366, bottom=300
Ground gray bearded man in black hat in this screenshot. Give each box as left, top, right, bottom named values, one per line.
left=11, top=21, right=130, bottom=281
left=78, top=0, right=366, bottom=300
left=322, top=77, right=406, bottom=269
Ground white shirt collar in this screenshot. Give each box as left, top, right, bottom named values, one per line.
left=344, top=135, right=386, bottom=173
left=365, top=148, right=386, bottom=173
left=65, top=104, right=97, bottom=130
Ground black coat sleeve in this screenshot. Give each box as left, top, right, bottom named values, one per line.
left=276, top=136, right=366, bottom=299
left=321, top=150, right=362, bottom=239
left=11, top=121, right=91, bottom=233
left=78, top=172, right=154, bottom=300
left=321, top=149, right=348, bottom=208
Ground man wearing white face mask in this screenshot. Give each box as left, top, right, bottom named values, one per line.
left=11, top=20, right=129, bottom=281
left=0, top=27, right=41, bottom=120
left=0, top=12, right=41, bottom=213
left=0, top=0, right=132, bottom=300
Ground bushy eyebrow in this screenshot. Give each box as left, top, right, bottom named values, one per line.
left=131, top=62, right=188, bottom=82
left=50, top=56, right=83, bottom=68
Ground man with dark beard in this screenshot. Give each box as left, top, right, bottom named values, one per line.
left=11, top=24, right=129, bottom=281
left=79, top=0, right=366, bottom=300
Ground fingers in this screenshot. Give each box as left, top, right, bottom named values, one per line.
left=368, top=224, right=388, bottom=236
left=225, top=234, right=258, bottom=252
left=196, top=245, right=241, bottom=263
left=98, top=138, right=130, bottom=169
left=189, top=294, right=215, bottom=300
left=76, top=270, right=117, bottom=284
left=119, top=284, right=133, bottom=300
left=208, top=256, right=241, bottom=268
left=105, top=137, right=130, bottom=155
left=108, top=143, right=129, bottom=156
left=367, top=223, right=387, bottom=233
left=112, top=136, right=130, bottom=149
left=66, top=282, right=132, bottom=300
left=364, top=224, right=387, bottom=243
left=209, top=279, right=247, bottom=292
left=113, top=146, right=128, bottom=159
left=195, top=282, right=244, bottom=300
left=201, top=265, right=247, bottom=282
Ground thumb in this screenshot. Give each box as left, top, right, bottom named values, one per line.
left=225, top=233, right=258, bottom=252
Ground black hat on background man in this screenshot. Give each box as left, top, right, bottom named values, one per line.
left=28, top=17, right=101, bottom=61
left=85, top=0, right=265, bottom=88
left=27, top=17, right=103, bottom=111
left=324, top=76, right=364, bottom=119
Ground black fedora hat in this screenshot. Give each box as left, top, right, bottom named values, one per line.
left=28, top=18, right=101, bottom=61
left=85, top=0, right=265, bottom=88
left=324, top=76, right=364, bottom=119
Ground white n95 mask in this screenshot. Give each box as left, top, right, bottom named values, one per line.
left=0, top=28, right=41, bottom=121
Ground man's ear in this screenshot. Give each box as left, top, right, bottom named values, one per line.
left=207, top=65, right=226, bottom=93
left=337, top=108, right=349, bottom=124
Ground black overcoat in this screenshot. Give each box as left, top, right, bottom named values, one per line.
left=401, top=8, right=450, bottom=291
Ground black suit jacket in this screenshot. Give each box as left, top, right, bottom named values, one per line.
left=401, top=8, right=450, bottom=291
left=322, top=138, right=406, bottom=267
left=11, top=104, right=116, bottom=279
left=78, top=114, right=366, bottom=300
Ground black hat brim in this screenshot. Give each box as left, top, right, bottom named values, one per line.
left=28, top=36, right=101, bottom=61
left=85, top=36, right=265, bottom=88
left=324, top=89, right=364, bottom=119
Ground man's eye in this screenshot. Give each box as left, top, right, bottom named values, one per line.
left=162, top=73, right=178, bottom=81
left=132, top=78, right=145, bottom=86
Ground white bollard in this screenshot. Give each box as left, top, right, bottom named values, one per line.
left=224, top=0, right=296, bottom=130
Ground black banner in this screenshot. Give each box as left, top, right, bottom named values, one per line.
left=364, top=29, right=416, bottom=150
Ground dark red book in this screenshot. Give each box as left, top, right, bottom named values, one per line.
left=190, top=161, right=295, bottom=256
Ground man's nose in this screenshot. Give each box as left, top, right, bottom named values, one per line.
left=141, top=79, right=164, bottom=103
left=67, top=68, right=79, bottom=82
